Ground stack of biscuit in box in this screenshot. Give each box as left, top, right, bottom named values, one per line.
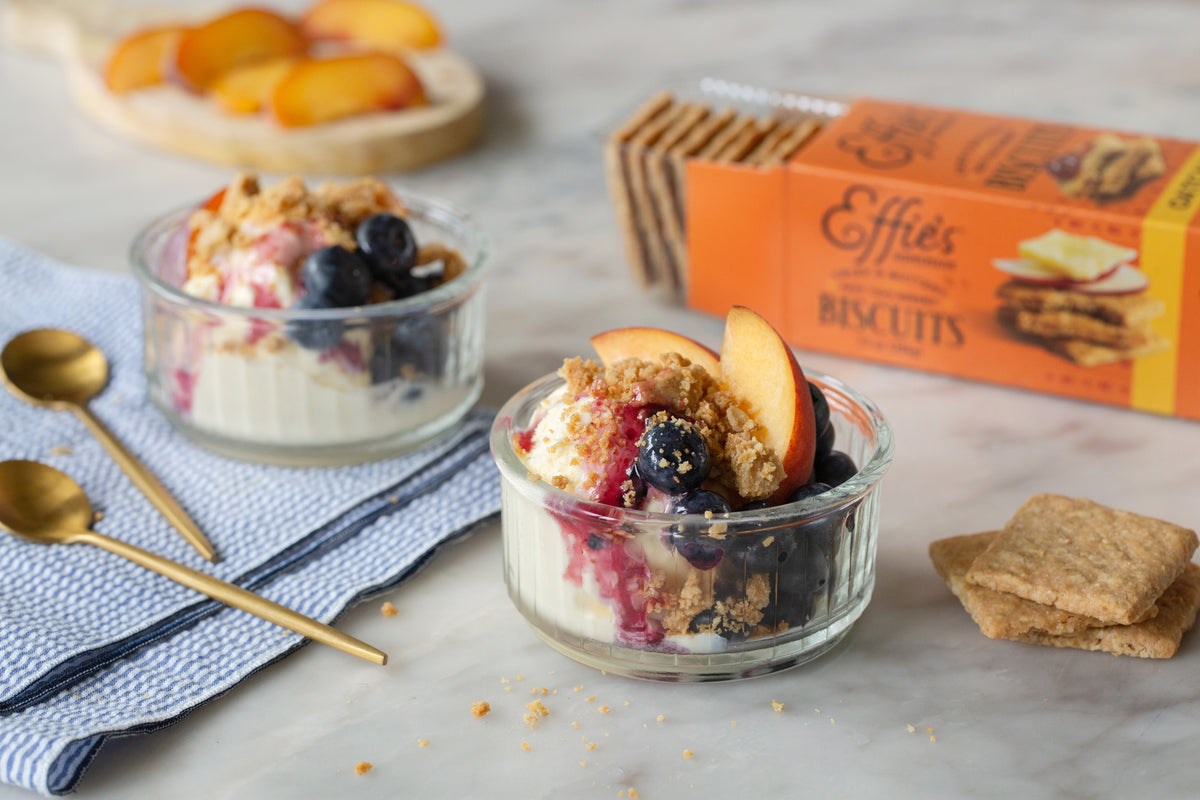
left=996, top=284, right=1168, bottom=367
left=930, top=495, right=1200, bottom=658
left=605, top=91, right=828, bottom=297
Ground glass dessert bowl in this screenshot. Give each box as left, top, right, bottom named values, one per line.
left=491, top=311, right=893, bottom=682
left=132, top=175, right=488, bottom=466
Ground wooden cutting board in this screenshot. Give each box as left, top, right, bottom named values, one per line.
left=1, top=0, right=485, bottom=174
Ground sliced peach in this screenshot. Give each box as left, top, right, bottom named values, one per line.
left=720, top=306, right=816, bottom=501
left=299, top=0, right=442, bottom=50
left=210, top=57, right=299, bottom=114
left=171, top=8, right=308, bottom=93
left=186, top=188, right=227, bottom=262
left=104, top=25, right=187, bottom=93
left=590, top=327, right=720, bottom=377
left=269, top=53, right=426, bottom=128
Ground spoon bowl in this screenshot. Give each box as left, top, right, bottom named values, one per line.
left=0, top=459, right=386, bottom=665
left=0, top=460, right=92, bottom=541
left=0, top=329, right=108, bottom=409
left=1, top=328, right=217, bottom=562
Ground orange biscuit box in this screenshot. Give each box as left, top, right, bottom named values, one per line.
left=685, top=97, right=1200, bottom=421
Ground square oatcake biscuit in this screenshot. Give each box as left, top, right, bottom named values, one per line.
left=1005, top=308, right=1155, bottom=349
left=995, top=281, right=1165, bottom=327
left=966, top=494, right=1198, bottom=625
left=1015, top=564, right=1200, bottom=659
left=930, top=531, right=1121, bottom=639
left=1042, top=334, right=1170, bottom=367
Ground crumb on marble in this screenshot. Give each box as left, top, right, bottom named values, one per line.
left=417, top=739, right=429, bottom=748
left=471, top=701, right=491, bottom=718
left=381, top=601, right=398, bottom=617
left=353, top=761, right=372, bottom=775
left=907, top=724, right=916, bottom=733
left=771, top=700, right=785, bottom=712
left=521, top=741, right=531, bottom=751
left=656, top=714, right=665, bottom=722
left=683, top=749, right=694, bottom=760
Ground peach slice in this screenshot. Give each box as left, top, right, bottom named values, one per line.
left=104, top=25, right=187, bottom=93
left=300, top=0, right=442, bottom=50
left=269, top=53, right=426, bottom=128
left=590, top=327, right=721, bottom=377
left=720, top=306, right=816, bottom=501
left=210, top=57, right=299, bottom=114
left=171, top=8, right=308, bottom=93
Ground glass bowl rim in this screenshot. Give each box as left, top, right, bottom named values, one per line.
left=490, top=365, right=894, bottom=530
left=129, top=188, right=491, bottom=321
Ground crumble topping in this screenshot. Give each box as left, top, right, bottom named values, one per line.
left=353, top=761, right=373, bottom=775
left=188, top=173, right=406, bottom=281
left=554, top=354, right=784, bottom=501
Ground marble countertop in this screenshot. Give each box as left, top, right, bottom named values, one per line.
left=3, top=0, right=1200, bottom=796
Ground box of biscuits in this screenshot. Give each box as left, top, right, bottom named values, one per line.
left=607, top=82, right=1200, bottom=421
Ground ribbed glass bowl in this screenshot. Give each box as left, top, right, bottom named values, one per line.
left=491, top=367, right=893, bottom=682
left=131, top=191, right=488, bottom=466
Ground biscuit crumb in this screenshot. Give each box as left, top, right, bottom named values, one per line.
left=471, top=701, right=490, bottom=718
left=417, top=739, right=429, bottom=748
left=505, top=686, right=512, bottom=692
left=501, top=678, right=510, bottom=684
left=521, top=741, right=531, bottom=751
left=586, top=696, right=597, bottom=702
left=629, top=790, right=640, bottom=798
left=771, top=700, right=785, bottom=712
left=353, top=761, right=372, bottom=775
left=50, top=446, right=72, bottom=456
left=624, top=700, right=630, bottom=706
left=731, top=721, right=737, bottom=726
left=930, top=735, right=937, bottom=743
left=531, top=687, right=549, bottom=696
left=93, top=511, right=105, bottom=523
left=926, top=727, right=933, bottom=733
left=599, top=705, right=611, bottom=714
left=572, top=721, right=580, bottom=728
left=380, top=601, right=398, bottom=617
left=580, top=761, right=588, bottom=767
left=683, top=750, right=694, bottom=760
left=586, top=742, right=597, bottom=751
left=574, top=686, right=584, bottom=692
left=517, top=674, right=524, bottom=681
left=656, top=714, right=665, bottom=722
left=388, top=495, right=398, bottom=503
left=906, top=724, right=916, bottom=733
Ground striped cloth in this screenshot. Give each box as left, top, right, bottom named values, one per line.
left=0, top=239, right=501, bottom=795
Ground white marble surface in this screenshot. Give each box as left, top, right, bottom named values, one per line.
left=3, top=0, right=1200, bottom=797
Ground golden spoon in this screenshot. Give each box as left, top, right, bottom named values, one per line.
left=0, top=459, right=387, bottom=665
left=1, top=328, right=217, bottom=562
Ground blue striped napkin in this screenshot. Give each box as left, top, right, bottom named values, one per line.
left=0, top=239, right=501, bottom=795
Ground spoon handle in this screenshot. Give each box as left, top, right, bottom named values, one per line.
left=70, top=528, right=388, bottom=665
left=72, top=405, right=218, bottom=563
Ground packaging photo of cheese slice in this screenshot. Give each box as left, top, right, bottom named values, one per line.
left=608, top=87, right=1200, bottom=422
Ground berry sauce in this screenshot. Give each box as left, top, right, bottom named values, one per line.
left=527, top=398, right=682, bottom=649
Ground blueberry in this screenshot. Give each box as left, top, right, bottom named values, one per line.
left=677, top=540, right=725, bottom=570
left=300, top=246, right=372, bottom=307
left=736, top=536, right=789, bottom=573
left=666, top=489, right=731, bottom=516
left=687, top=608, right=748, bottom=642
left=808, top=381, right=830, bottom=434
left=777, top=540, right=831, bottom=597
left=621, top=463, right=648, bottom=509
left=815, top=451, right=857, bottom=488
left=356, top=214, right=423, bottom=297
left=816, top=419, right=835, bottom=458
left=369, top=315, right=447, bottom=384
left=636, top=417, right=710, bottom=494
left=586, top=532, right=609, bottom=550
left=788, top=481, right=832, bottom=504
left=287, top=293, right=343, bottom=350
